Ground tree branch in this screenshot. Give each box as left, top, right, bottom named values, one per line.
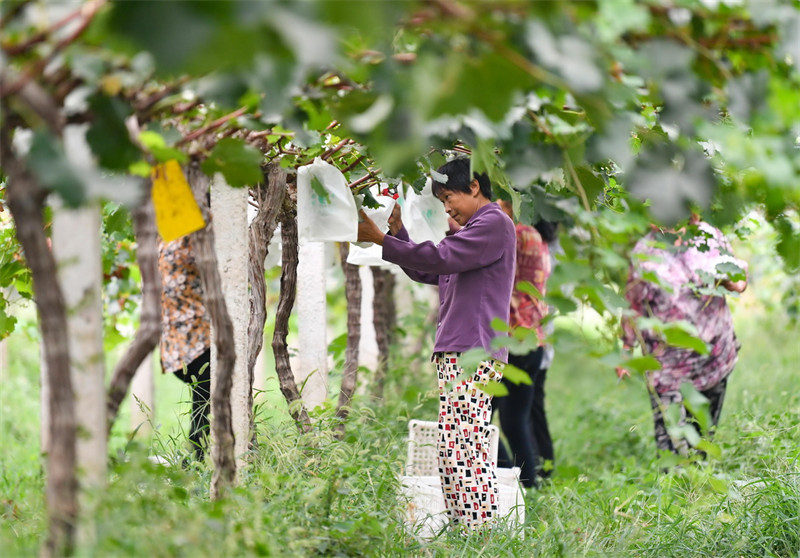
left=1, top=119, right=77, bottom=557
left=247, top=165, right=286, bottom=446
left=335, top=243, right=361, bottom=436
left=106, top=193, right=161, bottom=431
left=0, top=0, right=105, bottom=97
left=176, top=106, right=249, bottom=147
left=271, top=195, right=312, bottom=432
left=185, top=163, right=237, bottom=498
left=1, top=1, right=86, bottom=55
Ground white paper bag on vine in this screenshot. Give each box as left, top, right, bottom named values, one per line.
left=403, top=178, right=448, bottom=244
left=348, top=186, right=396, bottom=267
left=297, top=157, right=359, bottom=242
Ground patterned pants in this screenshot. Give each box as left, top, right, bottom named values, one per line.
left=649, top=377, right=728, bottom=455
left=434, top=352, right=503, bottom=529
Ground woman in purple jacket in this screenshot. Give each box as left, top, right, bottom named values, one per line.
left=358, top=158, right=516, bottom=530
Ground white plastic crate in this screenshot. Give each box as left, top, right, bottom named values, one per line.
left=400, top=420, right=525, bottom=538
left=406, top=419, right=501, bottom=476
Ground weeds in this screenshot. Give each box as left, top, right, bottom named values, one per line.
left=1, top=310, right=798, bottom=556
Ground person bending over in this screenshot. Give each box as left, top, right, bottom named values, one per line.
left=620, top=214, right=747, bottom=456
left=357, top=158, right=515, bottom=531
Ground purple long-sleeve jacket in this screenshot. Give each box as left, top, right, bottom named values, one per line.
left=382, top=203, right=516, bottom=362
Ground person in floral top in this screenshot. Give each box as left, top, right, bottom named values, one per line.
left=158, top=235, right=211, bottom=461
left=621, top=215, right=747, bottom=455
left=494, top=200, right=555, bottom=487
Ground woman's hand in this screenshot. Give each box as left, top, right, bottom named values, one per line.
left=447, top=217, right=462, bottom=234
left=388, top=203, right=403, bottom=235
left=357, top=210, right=385, bottom=246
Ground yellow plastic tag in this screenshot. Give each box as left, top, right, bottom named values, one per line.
left=151, top=160, right=206, bottom=242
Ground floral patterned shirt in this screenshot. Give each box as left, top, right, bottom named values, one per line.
left=509, top=224, right=551, bottom=338
left=158, top=236, right=210, bottom=374
left=623, top=222, right=748, bottom=394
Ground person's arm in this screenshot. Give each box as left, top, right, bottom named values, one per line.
left=382, top=215, right=507, bottom=275
left=621, top=274, right=649, bottom=349
left=359, top=209, right=438, bottom=285
left=617, top=271, right=650, bottom=380
left=446, top=217, right=462, bottom=236
left=391, top=226, right=439, bottom=285
left=701, top=223, right=749, bottom=293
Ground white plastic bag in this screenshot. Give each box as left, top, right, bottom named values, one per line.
left=348, top=188, right=396, bottom=266
left=297, top=158, right=359, bottom=242
left=353, top=187, right=396, bottom=248
left=346, top=243, right=387, bottom=267
left=403, top=178, right=448, bottom=244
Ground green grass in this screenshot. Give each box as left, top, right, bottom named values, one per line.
left=1, top=301, right=798, bottom=556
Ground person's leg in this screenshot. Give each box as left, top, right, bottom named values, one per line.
left=703, top=377, right=728, bottom=431
left=530, top=350, right=554, bottom=478
left=649, top=389, right=688, bottom=456
left=491, top=391, right=514, bottom=469
left=184, top=348, right=211, bottom=460
left=497, top=353, right=538, bottom=488
left=687, top=377, right=729, bottom=456
left=436, top=353, right=462, bottom=526
left=446, top=357, right=502, bottom=529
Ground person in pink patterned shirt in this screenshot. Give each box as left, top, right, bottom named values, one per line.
left=494, top=199, right=555, bottom=487
left=621, top=214, right=747, bottom=455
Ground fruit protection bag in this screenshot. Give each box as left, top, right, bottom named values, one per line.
left=297, top=158, right=359, bottom=242
left=348, top=187, right=396, bottom=266
left=403, top=178, right=448, bottom=244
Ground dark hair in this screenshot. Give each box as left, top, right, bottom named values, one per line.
left=534, top=220, right=559, bottom=243
left=431, top=158, right=492, bottom=200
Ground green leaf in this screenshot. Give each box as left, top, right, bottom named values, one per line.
left=516, top=280, right=543, bottom=299
left=715, top=262, right=746, bottom=283
left=476, top=380, right=508, bottom=397
left=671, top=422, right=701, bottom=448
left=622, top=355, right=661, bottom=373
left=360, top=188, right=380, bottom=209
left=697, top=441, right=723, bottom=461
left=502, top=364, right=532, bottom=386
left=679, top=381, right=711, bottom=434
left=525, top=20, right=603, bottom=93
left=0, top=296, right=17, bottom=339
left=327, top=333, right=347, bottom=360
left=573, top=165, right=605, bottom=207
left=310, top=175, right=331, bottom=204
left=0, top=261, right=26, bottom=288
left=663, top=326, right=709, bottom=355
left=138, top=131, right=188, bottom=164
left=104, top=205, right=131, bottom=236
left=776, top=217, right=800, bottom=271
left=597, top=0, right=651, bottom=41
left=543, top=292, right=577, bottom=314
left=86, top=93, right=140, bottom=171
left=490, top=317, right=510, bottom=333
left=129, top=160, right=152, bottom=177
left=201, top=138, right=263, bottom=187
left=108, top=1, right=236, bottom=75
left=430, top=52, right=532, bottom=121
left=628, top=142, right=715, bottom=224
left=26, top=131, right=85, bottom=207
